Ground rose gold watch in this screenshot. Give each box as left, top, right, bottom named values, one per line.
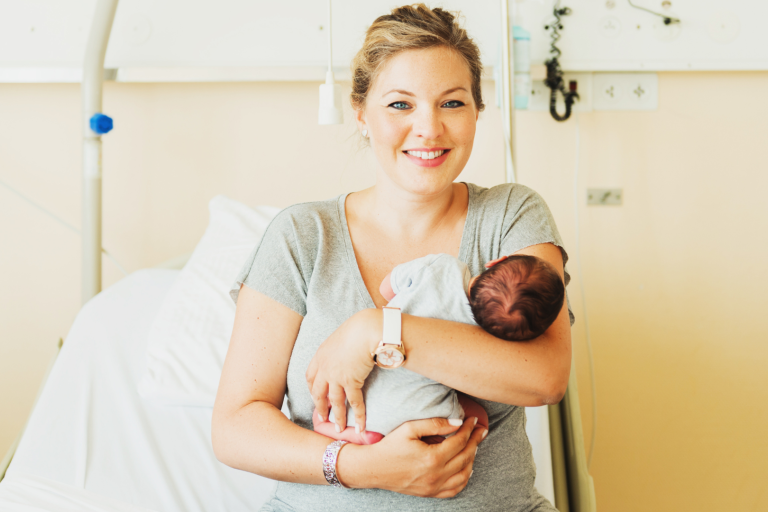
left=372, top=307, right=406, bottom=369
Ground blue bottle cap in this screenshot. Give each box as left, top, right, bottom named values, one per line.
left=513, top=26, right=531, bottom=41
left=90, top=113, right=113, bottom=134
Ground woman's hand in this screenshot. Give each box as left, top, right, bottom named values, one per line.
left=339, top=416, right=488, bottom=498
left=305, top=308, right=382, bottom=434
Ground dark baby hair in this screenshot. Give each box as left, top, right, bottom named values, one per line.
left=469, top=255, right=565, bottom=341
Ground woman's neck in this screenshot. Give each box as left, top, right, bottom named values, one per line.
left=350, top=181, right=468, bottom=245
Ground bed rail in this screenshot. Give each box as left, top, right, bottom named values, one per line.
left=82, top=0, right=119, bottom=305
left=549, top=358, right=598, bottom=511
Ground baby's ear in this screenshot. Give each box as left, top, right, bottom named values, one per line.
left=379, top=272, right=396, bottom=302
left=484, top=255, right=508, bottom=269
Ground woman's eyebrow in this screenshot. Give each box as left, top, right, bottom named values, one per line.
left=382, top=86, right=469, bottom=97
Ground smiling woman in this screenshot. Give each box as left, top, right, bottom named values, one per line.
left=355, top=45, right=479, bottom=191
left=212, top=4, right=572, bottom=512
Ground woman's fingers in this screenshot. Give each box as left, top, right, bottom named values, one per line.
left=434, top=416, right=478, bottom=459
left=345, top=386, right=366, bottom=434
left=328, top=384, right=347, bottom=433
left=401, top=416, right=463, bottom=442
left=311, top=380, right=330, bottom=422
left=442, top=422, right=487, bottom=478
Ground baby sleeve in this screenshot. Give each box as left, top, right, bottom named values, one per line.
left=389, top=254, right=442, bottom=295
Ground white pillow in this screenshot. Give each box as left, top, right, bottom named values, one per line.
left=138, top=196, right=279, bottom=406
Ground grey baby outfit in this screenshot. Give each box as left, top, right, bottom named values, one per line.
left=336, top=253, right=476, bottom=435
left=231, top=182, right=572, bottom=511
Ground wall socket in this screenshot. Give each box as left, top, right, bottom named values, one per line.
left=592, top=73, right=658, bottom=111
left=587, top=188, right=623, bottom=206
left=526, top=72, right=658, bottom=112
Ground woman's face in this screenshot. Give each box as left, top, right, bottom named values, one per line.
left=357, top=46, right=479, bottom=198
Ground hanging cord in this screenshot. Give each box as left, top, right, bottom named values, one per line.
left=544, top=3, right=579, bottom=122
left=572, top=115, right=598, bottom=469
left=627, top=0, right=680, bottom=25
left=0, top=177, right=128, bottom=276
left=327, top=0, right=333, bottom=75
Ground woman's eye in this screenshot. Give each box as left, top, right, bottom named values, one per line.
left=443, top=100, right=465, bottom=108
left=389, top=101, right=410, bottom=110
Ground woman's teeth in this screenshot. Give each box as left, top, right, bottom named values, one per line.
left=405, top=150, right=446, bottom=160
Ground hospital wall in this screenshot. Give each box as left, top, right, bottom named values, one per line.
left=1, top=73, right=767, bottom=511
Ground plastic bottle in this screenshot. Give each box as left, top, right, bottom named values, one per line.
left=513, top=26, right=531, bottom=110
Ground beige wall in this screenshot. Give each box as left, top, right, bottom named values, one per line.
left=1, top=73, right=767, bottom=510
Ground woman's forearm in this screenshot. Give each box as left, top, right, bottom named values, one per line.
left=359, top=304, right=572, bottom=406
left=211, top=400, right=376, bottom=489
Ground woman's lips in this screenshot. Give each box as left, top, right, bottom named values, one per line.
left=403, top=149, right=451, bottom=168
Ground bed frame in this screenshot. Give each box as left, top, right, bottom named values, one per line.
left=3, top=1, right=596, bottom=510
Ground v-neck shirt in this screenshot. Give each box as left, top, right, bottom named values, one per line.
left=231, top=182, right=571, bottom=512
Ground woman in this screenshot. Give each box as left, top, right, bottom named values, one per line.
left=212, top=5, right=572, bottom=511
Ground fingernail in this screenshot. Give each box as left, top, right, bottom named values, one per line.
left=473, top=417, right=478, bottom=426
left=335, top=424, right=341, bottom=433
left=355, top=424, right=361, bottom=434
left=475, top=447, right=478, bottom=456
left=448, top=418, right=463, bottom=426
left=470, top=470, right=474, bottom=478
left=482, top=429, right=488, bottom=439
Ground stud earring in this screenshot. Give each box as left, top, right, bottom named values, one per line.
left=362, top=129, right=368, bottom=138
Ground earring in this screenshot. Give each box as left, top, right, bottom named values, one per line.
left=362, top=129, right=368, bottom=138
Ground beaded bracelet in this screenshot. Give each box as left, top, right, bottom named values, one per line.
left=322, top=440, right=349, bottom=488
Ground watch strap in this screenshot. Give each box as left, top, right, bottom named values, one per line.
left=382, top=307, right=402, bottom=347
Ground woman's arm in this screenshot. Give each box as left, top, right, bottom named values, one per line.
left=211, top=285, right=329, bottom=483
left=307, top=243, right=571, bottom=429
left=403, top=241, right=571, bottom=406
left=211, top=285, right=486, bottom=497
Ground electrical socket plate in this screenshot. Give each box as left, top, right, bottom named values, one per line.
left=587, top=188, right=623, bottom=206
left=527, top=72, right=658, bottom=112
left=592, top=73, right=658, bottom=111
left=529, top=72, right=593, bottom=113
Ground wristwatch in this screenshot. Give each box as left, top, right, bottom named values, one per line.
left=372, top=307, right=406, bottom=369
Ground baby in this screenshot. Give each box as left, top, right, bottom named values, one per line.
left=313, top=253, right=565, bottom=445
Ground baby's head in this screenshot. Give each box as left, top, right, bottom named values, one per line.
left=469, top=255, right=564, bottom=342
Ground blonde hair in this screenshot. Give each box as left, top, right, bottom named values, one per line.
left=351, top=4, right=485, bottom=112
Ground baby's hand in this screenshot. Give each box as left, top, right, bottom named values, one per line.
left=312, top=409, right=384, bottom=445
left=379, top=272, right=396, bottom=302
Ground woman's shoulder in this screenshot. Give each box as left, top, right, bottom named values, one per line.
left=466, top=182, right=549, bottom=220
left=264, top=195, right=344, bottom=241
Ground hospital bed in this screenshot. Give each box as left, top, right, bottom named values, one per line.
left=0, top=1, right=595, bottom=510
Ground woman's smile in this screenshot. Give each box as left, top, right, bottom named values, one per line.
left=403, top=148, right=451, bottom=167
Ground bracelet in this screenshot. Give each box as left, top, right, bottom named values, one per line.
left=322, top=440, right=349, bottom=489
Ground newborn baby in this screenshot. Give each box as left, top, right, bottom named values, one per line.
left=313, top=253, right=565, bottom=445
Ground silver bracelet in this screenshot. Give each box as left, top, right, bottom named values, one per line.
left=322, top=440, right=349, bottom=489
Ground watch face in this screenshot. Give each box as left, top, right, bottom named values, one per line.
left=375, top=346, right=405, bottom=369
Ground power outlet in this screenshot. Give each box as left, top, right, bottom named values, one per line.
left=592, top=73, right=658, bottom=111
left=587, top=188, right=623, bottom=206
left=528, top=73, right=593, bottom=113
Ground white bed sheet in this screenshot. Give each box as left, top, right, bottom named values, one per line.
left=0, top=270, right=276, bottom=512
left=0, top=268, right=554, bottom=511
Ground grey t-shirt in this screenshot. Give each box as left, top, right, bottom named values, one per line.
left=231, top=182, right=571, bottom=512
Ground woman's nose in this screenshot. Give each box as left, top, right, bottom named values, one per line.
left=411, top=107, right=443, bottom=140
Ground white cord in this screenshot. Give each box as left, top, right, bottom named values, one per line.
left=327, top=0, right=333, bottom=76
left=0, top=177, right=129, bottom=277
left=572, top=114, right=597, bottom=469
